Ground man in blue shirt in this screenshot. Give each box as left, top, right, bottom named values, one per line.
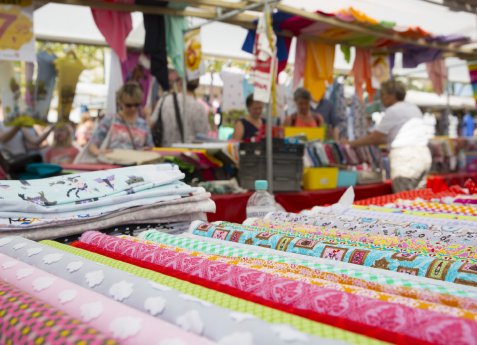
left=462, top=109, right=475, bottom=137
left=310, top=97, right=341, bottom=141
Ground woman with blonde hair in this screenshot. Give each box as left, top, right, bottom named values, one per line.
left=87, top=82, right=153, bottom=158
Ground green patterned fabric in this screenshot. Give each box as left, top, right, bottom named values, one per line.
left=42, top=240, right=386, bottom=345
left=138, top=231, right=477, bottom=299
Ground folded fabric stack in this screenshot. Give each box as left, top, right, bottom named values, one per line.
left=304, top=142, right=381, bottom=169
left=0, top=164, right=215, bottom=240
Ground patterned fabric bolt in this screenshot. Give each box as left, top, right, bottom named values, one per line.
left=190, top=221, right=477, bottom=287
left=244, top=217, right=477, bottom=262
left=0, top=236, right=341, bottom=345
left=123, top=235, right=477, bottom=320
left=0, top=279, right=118, bottom=345
left=139, top=230, right=477, bottom=308
left=0, top=251, right=214, bottom=345
left=78, top=231, right=477, bottom=345
left=42, top=239, right=384, bottom=345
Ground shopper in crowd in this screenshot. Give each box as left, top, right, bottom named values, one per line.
left=284, top=87, right=324, bottom=127
left=88, top=82, right=153, bottom=158
left=45, top=123, right=79, bottom=164
left=347, top=80, right=431, bottom=193
left=0, top=121, right=54, bottom=157
left=75, top=113, right=95, bottom=148
left=311, top=95, right=342, bottom=141
left=152, top=79, right=210, bottom=147
left=232, top=94, right=265, bottom=141
left=462, top=108, right=475, bottom=137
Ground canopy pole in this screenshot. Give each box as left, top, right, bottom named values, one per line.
left=185, top=0, right=280, bottom=33
left=264, top=0, right=275, bottom=193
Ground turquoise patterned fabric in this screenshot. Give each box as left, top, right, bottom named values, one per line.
left=190, top=221, right=477, bottom=287
left=140, top=230, right=477, bottom=299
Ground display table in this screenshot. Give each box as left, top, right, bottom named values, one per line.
left=61, top=163, right=121, bottom=171
left=209, top=182, right=393, bottom=223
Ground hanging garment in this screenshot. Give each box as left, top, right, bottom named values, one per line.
left=303, top=42, right=335, bottom=101
left=165, top=15, right=187, bottom=77
left=121, top=52, right=152, bottom=106
left=351, top=94, right=368, bottom=139
left=293, top=37, right=306, bottom=88
left=35, top=50, right=57, bottom=121
left=242, top=11, right=294, bottom=74
left=106, top=51, right=123, bottom=115
left=25, top=62, right=34, bottom=111
left=137, top=0, right=169, bottom=91
left=352, top=48, right=374, bottom=101
left=91, top=0, right=134, bottom=62
left=468, top=61, right=477, bottom=106
left=371, top=55, right=391, bottom=88
left=0, top=61, right=21, bottom=124
left=54, top=54, right=85, bottom=122
left=220, top=70, right=245, bottom=112
left=402, top=47, right=441, bottom=68
left=426, top=58, right=447, bottom=95
left=329, top=80, right=347, bottom=138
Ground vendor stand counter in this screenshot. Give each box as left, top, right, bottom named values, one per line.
left=209, top=181, right=393, bottom=223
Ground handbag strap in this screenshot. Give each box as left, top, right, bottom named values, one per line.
left=118, top=115, right=138, bottom=150
left=172, top=92, right=184, bottom=143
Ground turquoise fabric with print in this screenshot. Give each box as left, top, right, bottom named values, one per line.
left=190, top=221, right=477, bottom=287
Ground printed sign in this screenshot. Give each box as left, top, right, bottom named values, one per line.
left=0, top=0, right=35, bottom=62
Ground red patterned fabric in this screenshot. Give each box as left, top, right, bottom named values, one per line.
left=355, top=188, right=459, bottom=206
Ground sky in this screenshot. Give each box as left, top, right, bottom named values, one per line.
left=34, top=1, right=477, bottom=86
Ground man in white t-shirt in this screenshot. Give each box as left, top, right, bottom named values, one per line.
left=348, top=80, right=432, bottom=192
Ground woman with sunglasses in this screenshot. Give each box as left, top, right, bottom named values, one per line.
left=88, top=82, right=153, bottom=158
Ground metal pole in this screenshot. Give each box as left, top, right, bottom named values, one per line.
left=185, top=0, right=280, bottom=32
left=264, top=1, right=274, bottom=193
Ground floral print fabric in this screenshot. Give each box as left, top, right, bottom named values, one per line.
left=246, top=214, right=477, bottom=261
left=190, top=221, right=477, bottom=288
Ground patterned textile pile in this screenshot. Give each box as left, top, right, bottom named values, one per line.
left=0, top=164, right=215, bottom=240
left=1, top=187, right=477, bottom=344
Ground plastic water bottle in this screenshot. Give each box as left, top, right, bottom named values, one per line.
left=246, top=180, right=278, bottom=218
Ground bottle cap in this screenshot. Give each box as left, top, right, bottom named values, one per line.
left=255, top=180, right=268, bottom=191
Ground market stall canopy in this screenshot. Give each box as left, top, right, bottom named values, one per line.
left=34, top=0, right=476, bottom=59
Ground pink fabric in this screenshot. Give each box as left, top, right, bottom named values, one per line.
left=80, top=231, right=477, bottom=345
left=293, top=38, right=307, bottom=88
left=91, top=0, right=134, bottom=62
left=0, top=279, right=118, bottom=345
left=121, top=52, right=152, bottom=106
left=0, top=253, right=213, bottom=345
left=352, top=48, right=374, bottom=101
left=426, top=59, right=447, bottom=95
